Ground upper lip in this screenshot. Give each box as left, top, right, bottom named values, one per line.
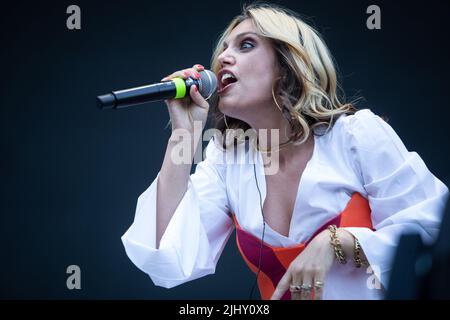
left=217, top=69, right=238, bottom=91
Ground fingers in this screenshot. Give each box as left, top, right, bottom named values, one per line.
left=290, top=267, right=313, bottom=300
left=193, top=64, right=205, bottom=72
left=270, top=270, right=292, bottom=300
left=299, top=277, right=313, bottom=300
left=290, top=268, right=302, bottom=301
left=161, top=64, right=205, bottom=81
left=272, top=266, right=326, bottom=301
left=161, top=68, right=199, bottom=82
left=189, top=85, right=209, bottom=109
left=288, top=265, right=324, bottom=301
left=161, top=64, right=209, bottom=109
left=161, top=64, right=209, bottom=107
left=313, top=273, right=325, bottom=300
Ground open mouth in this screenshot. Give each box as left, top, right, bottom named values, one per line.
left=218, top=70, right=238, bottom=94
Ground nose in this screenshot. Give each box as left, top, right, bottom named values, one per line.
left=218, top=48, right=236, bottom=66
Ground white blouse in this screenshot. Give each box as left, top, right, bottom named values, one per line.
left=121, top=109, right=449, bottom=300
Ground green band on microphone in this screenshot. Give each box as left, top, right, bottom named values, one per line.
left=172, top=77, right=186, bottom=99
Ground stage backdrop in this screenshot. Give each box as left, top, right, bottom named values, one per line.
left=1, top=0, right=449, bottom=299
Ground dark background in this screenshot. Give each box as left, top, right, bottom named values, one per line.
left=1, top=0, right=449, bottom=299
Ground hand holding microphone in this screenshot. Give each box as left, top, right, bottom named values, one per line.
left=161, top=64, right=212, bottom=132
left=96, top=64, right=216, bottom=132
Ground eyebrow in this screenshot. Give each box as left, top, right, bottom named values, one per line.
left=223, top=32, right=260, bottom=48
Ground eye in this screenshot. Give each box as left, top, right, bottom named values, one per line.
left=240, top=40, right=255, bottom=50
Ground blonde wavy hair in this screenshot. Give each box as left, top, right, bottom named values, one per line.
left=209, top=3, right=360, bottom=148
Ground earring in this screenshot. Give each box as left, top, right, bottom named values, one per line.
left=271, top=83, right=283, bottom=113
left=223, top=114, right=230, bottom=129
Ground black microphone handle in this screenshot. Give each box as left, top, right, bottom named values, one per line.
left=97, top=81, right=178, bottom=110
left=97, top=69, right=217, bottom=110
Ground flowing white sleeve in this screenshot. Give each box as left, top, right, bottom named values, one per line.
left=342, top=109, right=449, bottom=288
left=121, top=138, right=234, bottom=288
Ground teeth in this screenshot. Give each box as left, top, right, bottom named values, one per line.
left=221, top=73, right=236, bottom=83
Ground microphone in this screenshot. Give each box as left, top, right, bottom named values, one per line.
left=96, top=69, right=217, bottom=110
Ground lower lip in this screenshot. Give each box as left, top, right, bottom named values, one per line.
left=217, top=82, right=236, bottom=95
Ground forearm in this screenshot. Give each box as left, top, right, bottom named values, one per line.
left=156, top=131, right=201, bottom=248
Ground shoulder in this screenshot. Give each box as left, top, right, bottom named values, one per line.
left=334, top=109, right=383, bottom=135
left=333, top=109, right=407, bottom=152
left=316, top=109, right=380, bottom=146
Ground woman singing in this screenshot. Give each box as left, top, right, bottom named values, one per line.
left=121, top=3, right=449, bottom=300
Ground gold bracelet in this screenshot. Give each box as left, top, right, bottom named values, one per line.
left=328, top=225, right=347, bottom=264
left=353, top=237, right=367, bottom=268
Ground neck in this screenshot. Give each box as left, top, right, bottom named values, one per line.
left=246, top=110, right=292, bottom=152
left=262, top=132, right=314, bottom=171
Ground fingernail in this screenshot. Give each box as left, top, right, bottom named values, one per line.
left=193, top=85, right=198, bottom=92
left=197, top=64, right=204, bottom=70
left=195, top=72, right=200, bottom=79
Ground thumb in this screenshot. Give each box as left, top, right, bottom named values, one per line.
left=189, top=85, right=209, bottom=109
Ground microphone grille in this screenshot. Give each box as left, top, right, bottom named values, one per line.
left=198, top=69, right=217, bottom=100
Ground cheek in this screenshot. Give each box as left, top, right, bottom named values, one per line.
left=242, top=58, right=276, bottom=93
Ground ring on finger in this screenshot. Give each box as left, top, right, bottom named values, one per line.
left=289, top=284, right=302, bottom=293
left=314, top=281, right=324, bottom=289
left=300, top=284, right=313, bottom=291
